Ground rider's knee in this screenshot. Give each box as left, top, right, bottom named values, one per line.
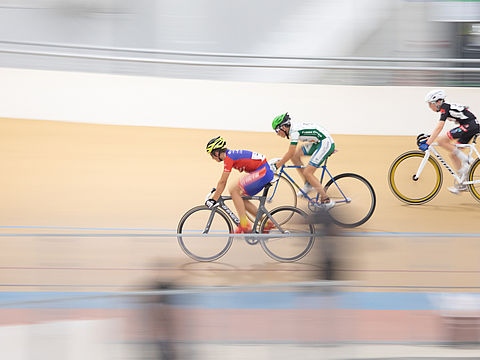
left=229, top=184, right=240, bottom=194
left=303, top=165, right=317, bottom=176
left=437, top=136, right=450, bottom=146
left=230, top=184, right=247, bottom=198
left=291, top=156, right=302, bottom=165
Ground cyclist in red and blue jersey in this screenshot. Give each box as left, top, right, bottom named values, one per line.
left=205, top=136, right=274, bottom=233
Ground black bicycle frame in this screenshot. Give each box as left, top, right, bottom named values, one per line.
left=203, top=184, right=284, bottom=234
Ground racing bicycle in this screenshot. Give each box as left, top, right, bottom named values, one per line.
left=388, top=134, right=480, bottom=204
left=177, top=183, right=315, bottom=262
left=254, top=158, right=376, bottom=228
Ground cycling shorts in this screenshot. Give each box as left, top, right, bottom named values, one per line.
left=302, top=138, right=335, bottom=168
left=448, top=121, right=480, bottom=144
left=239, top=163, right=274, bottom=196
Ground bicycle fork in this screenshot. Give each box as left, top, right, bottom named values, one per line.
left=415, top=149, right=463, bottom=183
left=202, top=205, right=240, bottom=234
left=414, top=150, right=431, bottom=181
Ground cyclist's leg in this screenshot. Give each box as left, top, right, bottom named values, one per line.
left=305, top=139, right=335, bottom=201
left=234, top=164, right=274, bottom=230
left=438, top=135, right=460, bottom=169
left=291, top=145, right=307, bottom=182
left=229, top=183, right=250, bottom=231
left=304, top=165, right=327, bottom=199
left=442, top=128, right=473, bottom=193
left=443, top=128, right=471, bottom=170
left=295, top=142, right=321, bottom=189
left=244, top=199, right=258, bottom=217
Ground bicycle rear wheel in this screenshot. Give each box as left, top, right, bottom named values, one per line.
left=259, top=206, right=314, bottom=262
left=324, top=173, right=376, bottom=228
left=247, top=174, right=296, bottom=223
left=177, top=206, right=234, bottom=262
left=388, top=151, right=442, bottom=205
left=467, top=158, right=480, bottom=203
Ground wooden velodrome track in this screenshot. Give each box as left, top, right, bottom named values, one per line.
left=0, top=117, right=479, bottom=291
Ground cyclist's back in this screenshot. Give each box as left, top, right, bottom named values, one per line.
left=439, top=102, right=477, bottom=126
left=289, top=121, right=333, bottom=145
left=224, top=149, right=267, bottom=173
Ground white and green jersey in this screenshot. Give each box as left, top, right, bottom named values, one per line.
left=288, top=121, right=333, bottom=146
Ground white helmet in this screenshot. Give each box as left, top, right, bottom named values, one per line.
left=425, top=89, right=446, bottom=103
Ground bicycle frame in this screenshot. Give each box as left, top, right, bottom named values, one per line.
left=415, top=142, right=480, bottom=185
left=272, top=159, right=351, bottom=205
left=203, top=184, right=288, bottom=236
left=178, top=185, right=317, bottom=262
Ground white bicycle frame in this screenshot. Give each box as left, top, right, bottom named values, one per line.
left=414, top=142, right=480, bottom=185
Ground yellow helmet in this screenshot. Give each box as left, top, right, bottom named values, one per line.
left=206, top=136, right=226, bottom=154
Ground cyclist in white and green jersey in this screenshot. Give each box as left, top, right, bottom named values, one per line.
left=271, top=112, right=335, bottom=209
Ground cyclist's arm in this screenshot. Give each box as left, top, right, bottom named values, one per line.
left=276, top=144, right=297, bottom=168
left=212, top=171, right=230, bottom=201
left=426, top=121, right=445, bottom=145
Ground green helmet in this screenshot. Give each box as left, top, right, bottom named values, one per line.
left=272, top=113, right=291, bottom=131
left=206, top=136, right=226, bottom=154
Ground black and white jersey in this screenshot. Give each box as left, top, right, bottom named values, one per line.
left=439, top=102, right=477, bottom=125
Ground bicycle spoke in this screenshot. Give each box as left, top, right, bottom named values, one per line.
left=325, top=173, right=376, bottom=228
left=388, top=151, right=442, bottom=204
left=260, top=207, right=314, bottom=262
left=177, top=207, right=233, bottom=262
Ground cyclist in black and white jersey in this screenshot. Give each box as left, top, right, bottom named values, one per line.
left=422, top=89, right=480, bottom=194
left=271, top=112, right=335, bottom=209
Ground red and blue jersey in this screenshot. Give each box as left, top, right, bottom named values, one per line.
left=223, top=150, right=267, bottom=173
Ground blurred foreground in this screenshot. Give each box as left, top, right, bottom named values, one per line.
left=1, top=281, right=480, bottom=359
left=1, top=226, right=480, bottom=359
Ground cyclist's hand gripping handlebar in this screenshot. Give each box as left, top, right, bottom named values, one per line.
left=268, top=158, right=282, bottom=173
left=205, top=188, right=218, bottom=208
left=205, top=188, right=216, bottom=202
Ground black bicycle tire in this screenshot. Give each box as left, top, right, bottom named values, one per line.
left=467, top=158, right=480, bottom=203
left=324, top=173, right=376, bottom=228
left=388, top=151, right=442, bottom=205
left=259, top=206, right=315, bottom=262
left=177, top=205, right=234, bottom=262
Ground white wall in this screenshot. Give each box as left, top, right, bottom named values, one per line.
left=1, top=67, right=478, bottom=135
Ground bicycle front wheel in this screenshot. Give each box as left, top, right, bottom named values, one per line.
left=259, top=206, right=314, bottom=262
left=177, top=206, right=234, bottom=262
left=324, top=173, right=376, bottom=228
left=247, top=174, right=297, bottom=223
left=388, top=151, right=442, bottom=205
left=467, top=158, right=480, bottom=203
